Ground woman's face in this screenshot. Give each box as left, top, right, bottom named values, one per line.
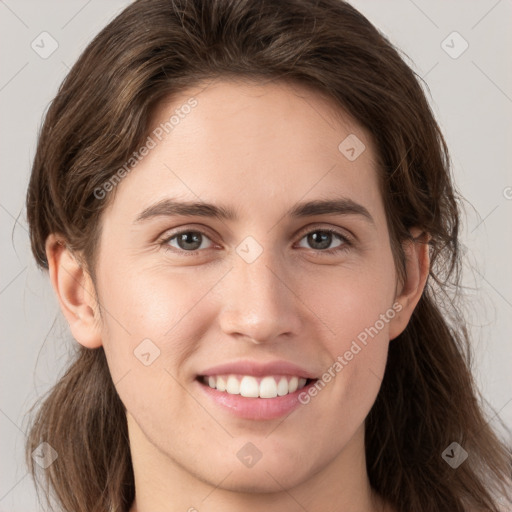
left=81, top=79, right=415, bottom=494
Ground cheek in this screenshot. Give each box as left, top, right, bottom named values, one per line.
left=305, top=299, right=393, bottom=445
left=305, top=256, right=397, bottom=348
left=96, top=268, right=210, bottom=437
left=98, top=256, right=219, bottom=334
left=302, top=255, right=396, bottom=409
left=95, top=260, right=225, bottom=390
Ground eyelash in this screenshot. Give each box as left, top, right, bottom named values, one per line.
left=159, top=226, right=353, bottom=256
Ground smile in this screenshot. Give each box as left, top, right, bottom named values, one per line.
left=199, top=374, right=311, bottom=398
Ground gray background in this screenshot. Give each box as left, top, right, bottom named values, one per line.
left=1, top=1, right=511, bottom=510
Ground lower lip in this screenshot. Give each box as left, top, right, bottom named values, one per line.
left=196, top=379, right=317, bottom=420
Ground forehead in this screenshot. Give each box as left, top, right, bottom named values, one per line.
left=104, top=78, right=383, bottom=222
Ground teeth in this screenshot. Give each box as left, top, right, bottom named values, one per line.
left=216, top=375, right=226, bottom=392
left=226, top=375, right=240, bottom=395
left=202, top=374, right=310, bottom=398
left=240, top=376, right=260, bottom=398
left=277, top=377, right=288, bottom=396
left=259, top=376, right=277, bottom=398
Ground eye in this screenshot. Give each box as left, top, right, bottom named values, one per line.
left=159, top=226, right=352, bottom=256
left=296, top=228, right=351, bottom=253
left=162, top=230, right=214, bottom=253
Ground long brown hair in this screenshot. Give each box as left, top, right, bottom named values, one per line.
left=25, top=0, right=512, bottom=511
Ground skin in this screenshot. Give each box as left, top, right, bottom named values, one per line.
left=46, top=78, right=429, bottom=512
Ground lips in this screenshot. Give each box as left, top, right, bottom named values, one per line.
left=195, top=360, right=319, bottom=419
left=198, top=359, right=317, bottom=380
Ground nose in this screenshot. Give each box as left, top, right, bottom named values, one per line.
left=217, top=244, right=303, bottom=344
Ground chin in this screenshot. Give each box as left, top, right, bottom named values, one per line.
left=211, top=467, right=306, bottom=494
left=198, top=452, right=315, bottom=494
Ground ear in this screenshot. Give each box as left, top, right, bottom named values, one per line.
left=45, top=233, right=103, bottom=348
left=388, top=227, right=430, bottom=340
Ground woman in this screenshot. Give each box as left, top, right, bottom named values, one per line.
left=24, top=0, right=512, bottom=511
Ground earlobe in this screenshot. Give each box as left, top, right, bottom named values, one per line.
left=45, top=233, right=103, bottom=348
left=388, top=228, right=431, bottom=340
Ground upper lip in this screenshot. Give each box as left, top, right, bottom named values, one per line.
left=197, top=360, right=318, bottom=379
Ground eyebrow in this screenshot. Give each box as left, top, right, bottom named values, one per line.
left=134, top=197, right=374, bottom=224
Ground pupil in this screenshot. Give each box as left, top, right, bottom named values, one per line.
left=178, top=232, right=201, bottom=250
left=309, top=231, right=331, bottom=250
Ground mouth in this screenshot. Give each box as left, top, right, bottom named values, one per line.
left=195, top=359, right=320, bottom=420
left=196, top=374, right=316, bottom=399
left=195, top=374, right=319, bottom=420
